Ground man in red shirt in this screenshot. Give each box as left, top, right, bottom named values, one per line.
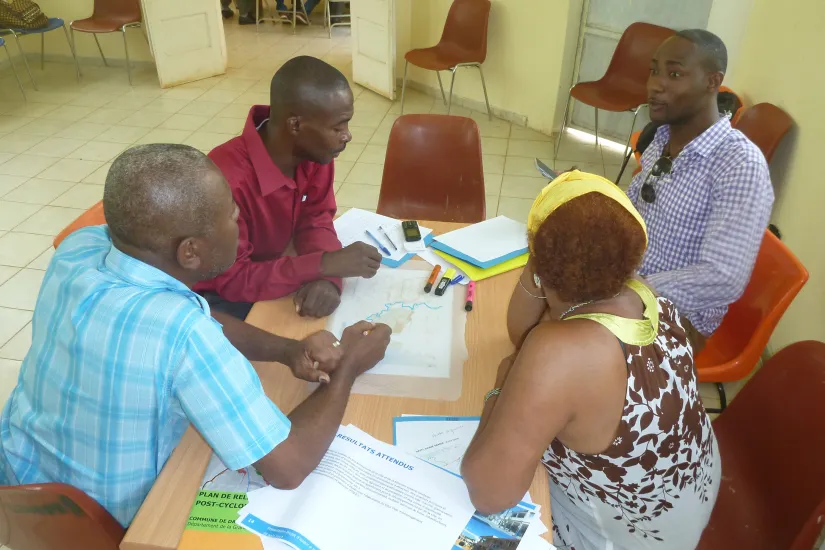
left=196, top=56, right=381, bottom=319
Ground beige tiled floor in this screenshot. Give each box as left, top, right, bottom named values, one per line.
left=0, top=17, right=739, bottom=414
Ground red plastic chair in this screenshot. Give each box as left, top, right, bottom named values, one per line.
left=0, top=483, right=124, bottom=550
left=70, top=0, right=143, bottom=85
left=557, top=22, right=675, bottom=158
left=698, top=340, right=825, bottom=550
left=401, top=0, right=492, bottom=119
left=734, top=102, right=793, bottom=164
left=53, top=201, right=106, bottom=249
left=377, top=114, right=485, bottom=223
left=696, top=230, right=808, bottom=409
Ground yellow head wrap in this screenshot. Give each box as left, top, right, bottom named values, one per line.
left=527, top=170, right=648, bottom=244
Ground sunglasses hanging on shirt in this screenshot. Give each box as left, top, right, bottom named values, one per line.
left=640, top=154, right=674, bottom=203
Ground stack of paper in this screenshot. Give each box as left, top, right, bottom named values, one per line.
left=334, top=208, right=435, bottom=268
left=234, top=425, right=476, bottom=550
left=429, top=216, right=530, bottom=281
left=394, top=415, right=557, bottom=550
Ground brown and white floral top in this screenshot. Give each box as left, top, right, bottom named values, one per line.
left=542, top=291, right=720, bottom=550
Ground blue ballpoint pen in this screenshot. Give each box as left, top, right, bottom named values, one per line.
left=450, top=275, right=465, bottom=285
left=365, top=230, right=391, bottom=256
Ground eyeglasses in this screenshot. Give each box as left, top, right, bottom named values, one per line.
left=640, top=155, right=673, bottom=203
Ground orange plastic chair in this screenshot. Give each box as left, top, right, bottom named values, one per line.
left=698, top=340, right=825, bottom=550
left=557, top=22, right=675, bottom=158
left=53, top=200, right=106, bottom=249
left=70, top=0, right=143, bottom=85
left=377, top=114, right=485, bottom=223
left=0, top=483, right=124, bottom=550
left=695, top=230, right=808, bottom=409
left=401, top=0, right=492, bottom=119
left=733, top=102, right=793, bottom=164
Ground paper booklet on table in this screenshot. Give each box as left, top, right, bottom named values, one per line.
left=333, top=208, right=434, bottom=268
left=235, top=424, right=476, bottom=550
left=432, top=248, right=529, bottom=282
left=393, top=416, right=553, bottom=550
left=431, top=216, right=529, bottom=269
left=324, top=260, right=467, bottom=401
left=178, top=454, right=269, bottom=550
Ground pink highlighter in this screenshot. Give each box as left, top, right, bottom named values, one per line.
left=465, top=282, right=476, bottom=312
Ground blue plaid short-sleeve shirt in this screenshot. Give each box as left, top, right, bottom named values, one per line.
left=0, top=226, right=290, bottom=526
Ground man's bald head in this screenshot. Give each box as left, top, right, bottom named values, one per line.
left=269, top=56, right=351, bottom=121
left=266, top=56, right=354, bottom=165
left=103, top=144, right=226, bottom=255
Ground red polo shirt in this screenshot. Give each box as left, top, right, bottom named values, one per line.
left=195, top=105, right=342, bottom=303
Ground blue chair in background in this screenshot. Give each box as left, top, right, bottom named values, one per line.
left=0, top=36, right=26, bottom=100
left=0, top=17, right=80, bottom=91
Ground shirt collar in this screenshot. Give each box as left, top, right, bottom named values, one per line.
left=653, top=116, right=733, bottom=159
left=242, top=105, right=295, bottom=197
left=103, top=232, right=210, bottom=313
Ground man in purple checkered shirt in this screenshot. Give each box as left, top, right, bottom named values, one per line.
left=627, top=30, right=774, bottom=350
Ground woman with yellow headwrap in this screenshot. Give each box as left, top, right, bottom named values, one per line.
left=461, top=171, right=720, bottom=550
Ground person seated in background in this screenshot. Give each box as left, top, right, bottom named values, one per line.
left=196, top=56, right=381, bottom=321
left=220, top=0, right=254, bottom=24
left=0, top=144, right=391, bottom=527
left=461, top=171, right=720, bottom=550
left=274, top=0, right=340, bottom=24
left=626, top=29, right=774, bottom=350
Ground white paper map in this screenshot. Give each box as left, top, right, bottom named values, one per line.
left=200, top=453, right=267, bottom=494
left=327, top=267, right=464, bottom=379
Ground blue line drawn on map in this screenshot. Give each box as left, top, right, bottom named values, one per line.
left=366, top=302, right=442, bottom=322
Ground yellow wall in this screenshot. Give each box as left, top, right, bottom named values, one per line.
left=726, top=0, right=825, bottom=350
left=406, top=0, right=582, bottom=134
left=25, top=0, right=152, bottom=63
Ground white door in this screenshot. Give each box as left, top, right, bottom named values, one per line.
left=140, top=0, right=228, bottom=88
left=568, top=0, right=714, bottom=140
left=351, top=0, right=397, bottom=100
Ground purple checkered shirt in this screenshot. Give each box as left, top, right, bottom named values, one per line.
left=627, top=116, right=774, bottom=336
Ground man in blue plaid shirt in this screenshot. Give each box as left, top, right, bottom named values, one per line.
left=0, top=144, right=391, bottom=526
left=627, top=30, right=774, bottom=350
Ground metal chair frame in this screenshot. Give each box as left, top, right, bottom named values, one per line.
left=2, top=19, right=80, bottom=91
left=400, top=60, right=492, bottom=120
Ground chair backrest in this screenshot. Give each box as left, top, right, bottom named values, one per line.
left=53, top=201, right=106, bottom=249
left=696, top=230, right=808, bottom=380
left=733, top=102, right=793, bottom=164
left=601, top=22, right=676, bottom=105
left=709, top=340, right=825, bottom=550
left=437, top=0, right=491, bottom=64
left=0, top=483, right=125, bottom=550
left=377, top=114, right=485, bottom=223
left=92, top=0, right=141, bottom=23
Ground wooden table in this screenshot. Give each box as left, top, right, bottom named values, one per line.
left=120, top=221, right=552, bottom=550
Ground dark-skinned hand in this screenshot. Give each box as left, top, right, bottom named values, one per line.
left=294, top=280, right=341, bottom=318
left=321, top=242, right=382, bottom=279
left=284, top=330, right=344, bottom=383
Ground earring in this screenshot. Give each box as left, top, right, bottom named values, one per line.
left=533, top=273, right=541, bottom=288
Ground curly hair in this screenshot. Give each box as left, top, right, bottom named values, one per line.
left=530, top=192, right=646, bottom=303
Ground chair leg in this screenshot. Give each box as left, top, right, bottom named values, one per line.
left=63, top=24, right=81, bottom=80
left=435, top=71, right=447, bottom=105
left=40, top=33, right=44, bottom=70
left=400, top=60, right=408, bottom=115
left=10, top=32, right=36, bottom=91
left=93, top=34, right=108, bottom=66
left=717, top=383, right=727, bottom=411
left=615, top=149, right=633, bottom=185
left=594, top=107, right=599, bottom=148
left=326, top=0, right=331, bottom=38
left=621, top=105, right=642, bottom=161
left=3, top=44, right=26, bottom=101
left=122, top=27, right=132, bottom=85
left=476, top=64, right=492, bottom=121
left=555, top=91, right=572, bottom=157
left=447, top=67, right=457, bottom=115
